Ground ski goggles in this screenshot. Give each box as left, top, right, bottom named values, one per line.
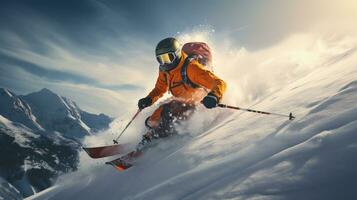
left=156, top=49, right=180, bottom=65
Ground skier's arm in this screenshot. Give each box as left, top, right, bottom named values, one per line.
left=147, top=71, right=168, bottom=103
left=187, top=62, right=226, bottom=101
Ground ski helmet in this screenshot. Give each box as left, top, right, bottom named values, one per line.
left=155, top=37, right=182, bottom=71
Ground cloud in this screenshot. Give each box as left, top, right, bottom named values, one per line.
left=0, top=53, right=142, bottom=91
left=0, top=63, right=137, bottom=116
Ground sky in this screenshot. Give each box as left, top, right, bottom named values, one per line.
left=0, top=0, right=356, bottom=116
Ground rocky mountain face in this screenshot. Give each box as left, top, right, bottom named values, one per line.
left=0, top=88, right=42, bottom=131
left=0, top=88, right=113, bottom=199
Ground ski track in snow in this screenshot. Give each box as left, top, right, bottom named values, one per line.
left=27, top=47, right=357, bottom=200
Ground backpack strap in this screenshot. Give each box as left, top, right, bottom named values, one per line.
left=181, top=56, right=200, bottom=88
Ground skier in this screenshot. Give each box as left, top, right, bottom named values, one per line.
left=137, top=37, right=227, bottom=146
left=92, top=38, right=292, bottom=170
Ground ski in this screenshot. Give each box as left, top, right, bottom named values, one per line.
left=105, top=157, right=133, bottom=171
left=105, top=136, right=163, bottom=171
left=82, top=143, right=130, bottom=159
left=105, top=150, right=143, bottom=171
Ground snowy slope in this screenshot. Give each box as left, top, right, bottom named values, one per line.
left=29, top=47, right=357, bottom=200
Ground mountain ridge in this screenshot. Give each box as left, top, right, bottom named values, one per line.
left=0, top=88, right=113, bottom=199
left=1, top=87, right=112, bottom=139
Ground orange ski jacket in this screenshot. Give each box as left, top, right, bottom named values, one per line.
left=147, top=52, right=226, bottom=104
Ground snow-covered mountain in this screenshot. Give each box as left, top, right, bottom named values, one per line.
left=28, top=46, right=357, bottom=200
left=0, top=116, right=79, bottom=198
left=0, top=88, right=113, bottom=140
left=0, top=88, right=43, bottom=131
left=0, top=88, right=113, bottom=199
left=18, top=88, right=112, bottom=139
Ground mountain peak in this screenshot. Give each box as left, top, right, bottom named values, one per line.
left=24, top=88, right=61, bottom=102
left=38, top=88, right=56, bottom=95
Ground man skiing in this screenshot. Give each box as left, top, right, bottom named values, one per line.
left=86, top=38, right=293, bottom=170
left=88, top=37, right=227, bottom=170
left=137, top=37, right=227, bottom=144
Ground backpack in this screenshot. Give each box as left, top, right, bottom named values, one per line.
left=181, top=42, right=213, bottom=88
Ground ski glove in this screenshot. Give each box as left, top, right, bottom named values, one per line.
left=138, top=96, right=152, bottom=110
left=202, top=93, right=218, bottom=109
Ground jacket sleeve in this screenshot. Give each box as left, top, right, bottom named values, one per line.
left=187, top=61, right=227, bottom=101
left=147, top=71, right=169, bottom=103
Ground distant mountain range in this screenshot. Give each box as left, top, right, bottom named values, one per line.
left=0, top=88, right=113, bottom=199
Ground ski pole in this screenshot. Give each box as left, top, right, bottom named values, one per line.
left=218, top=104, right=295, bottom=120
left=113, top=109, right=142, bottom=144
